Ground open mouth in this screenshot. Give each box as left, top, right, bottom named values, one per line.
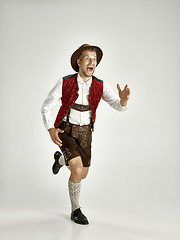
left=86, top=67, right=94, bottom=72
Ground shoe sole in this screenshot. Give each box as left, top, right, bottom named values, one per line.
left=52, top=161, right=63, bottom=175
left=52, top=151, right=63, bottom=174
left=71, top=216, right=89, bottom=225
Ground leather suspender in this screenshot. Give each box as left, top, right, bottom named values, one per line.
left=66, top=103, right=91, bottom=124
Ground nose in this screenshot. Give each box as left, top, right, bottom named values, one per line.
left=89, top=58, right=96, bottom=65
left=89, top=58, right=93, bottom=64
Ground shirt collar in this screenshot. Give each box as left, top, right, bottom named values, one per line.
left=77, top=73, right=92, bottom=86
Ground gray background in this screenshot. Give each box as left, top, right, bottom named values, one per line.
left=0, top=0, right=180, bottom=239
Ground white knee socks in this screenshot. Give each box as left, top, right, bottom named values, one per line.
left=68, top=180, right=81, bottom=212
left=58, top=154, right=70, bottom=170
left=58, top=154, right=65, bottom=165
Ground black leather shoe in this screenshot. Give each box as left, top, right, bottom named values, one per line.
left=52, top=151, right=63, bottom=175
left=71, top=208, right=89, bottom=225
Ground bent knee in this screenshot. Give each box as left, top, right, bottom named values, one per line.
left=81, top=168, right=89, bottom=179
left=72, top=166, right=83, bottom=179
left=81, top=174, right=87, bottom=180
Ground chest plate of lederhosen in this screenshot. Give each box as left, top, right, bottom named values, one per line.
left=57, top=103, right=91, bottom=130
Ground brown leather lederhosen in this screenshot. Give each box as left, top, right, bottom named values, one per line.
left=57, top=103, right=92, bottom=167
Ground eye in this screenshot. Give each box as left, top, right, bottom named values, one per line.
left=85, top=57, right=89, bottom=60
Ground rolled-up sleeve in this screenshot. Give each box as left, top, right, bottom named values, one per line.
left=102, top=81, right=128, bottom=111
left=41, top=79, right=62, bottom=130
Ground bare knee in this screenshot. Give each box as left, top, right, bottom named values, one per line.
left=69, top=157, right=83, bottom=182
left=81, top=175, right=87, bottom=180
left=73, top=166, right=83, bottom=180
left=81, top=172, right=88, bottom=179
left=81, top=167, right=89, bottom=179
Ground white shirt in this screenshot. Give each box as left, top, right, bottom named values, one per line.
left=41, top=74, right=127, bottom=130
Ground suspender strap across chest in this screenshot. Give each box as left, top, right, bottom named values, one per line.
left=66, top=103, right=91, bottom=123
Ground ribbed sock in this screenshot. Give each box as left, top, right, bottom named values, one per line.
left=58, top=154, right=65, bottom=165
left=58, top=154, right=70, bottom=170
left=68, top=180, right=81, bottom=212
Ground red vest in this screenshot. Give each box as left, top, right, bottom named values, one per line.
left=54, top=73, right=103, bottom=130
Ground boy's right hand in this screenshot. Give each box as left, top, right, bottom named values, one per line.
left=48, top=128, right=64, bottom=146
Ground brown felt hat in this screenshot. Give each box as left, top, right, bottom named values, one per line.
left=71, top=44, right=103, bottom=72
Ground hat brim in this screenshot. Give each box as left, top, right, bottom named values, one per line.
left=71, top=44, right=103, bottom=72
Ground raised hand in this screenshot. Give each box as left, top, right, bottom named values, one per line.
left=117, top=84, right=130, bottom=106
